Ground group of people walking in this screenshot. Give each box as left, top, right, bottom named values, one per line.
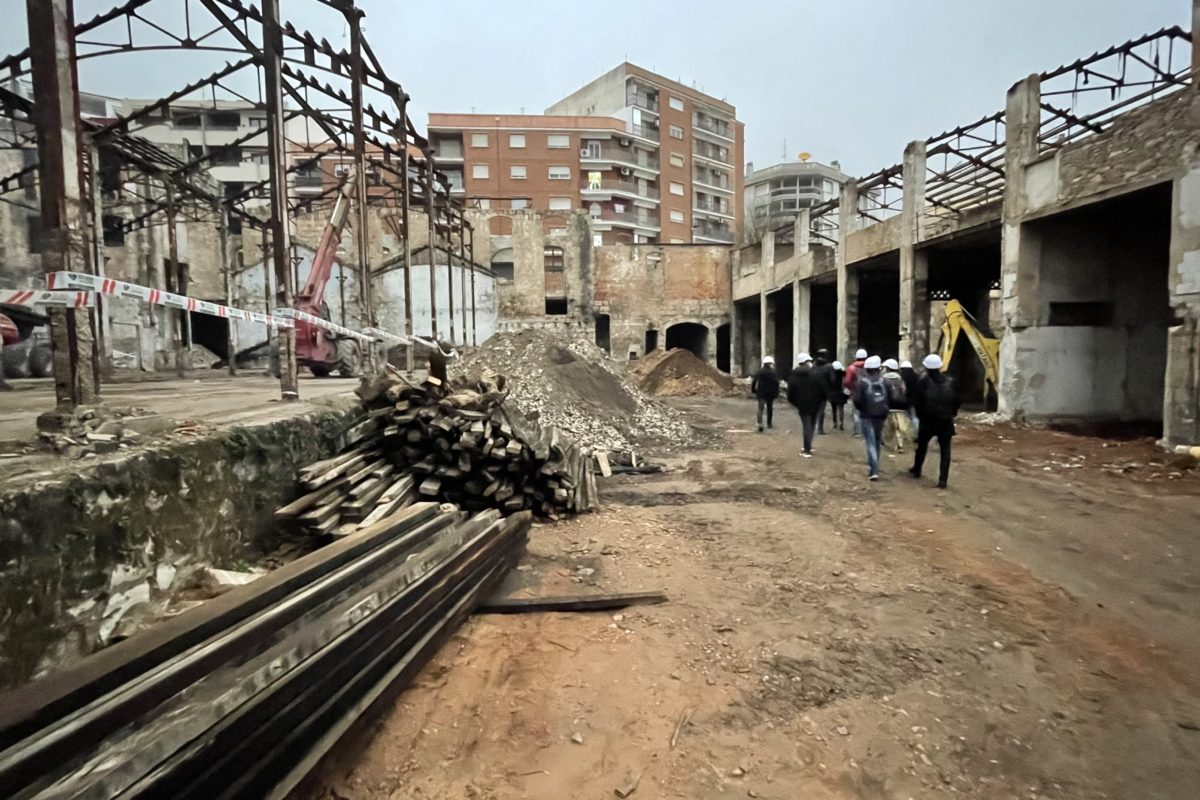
left=751, top=347, right=959, bottom=487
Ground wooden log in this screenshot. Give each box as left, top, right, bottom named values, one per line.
left=475, top=591, right=668, bottom=615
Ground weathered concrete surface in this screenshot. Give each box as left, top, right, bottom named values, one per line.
left=0, top=397, right=356, bottom=688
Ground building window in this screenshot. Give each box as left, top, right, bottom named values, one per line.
left=548, top=197, right=572, bottom=210
left=548, top=166, right=571, bottom=180
left=511, top=198, right=529, bottom=210
left=593, top=233, right=604, bottom=246
left=470, top=133, right=489, bottom=147
left=669, top=181, right=684, bottom=196
left=669, top=125, right=684, bottom=140
left=547, top=134, right=570, bottom=149
left=544, top=246, right=565, bottom=272
left=25, top=214, right=44, bottom=253
left=670, top=210, right=684, bottom=223
left=491, top=248, right=514, bottom=282
left=669, top=152, right=685, bottom=168
left=509, top=133, right=526, bottom=148
left=614, top=202, right=626, bottom=213
left=669, top=96, right=684, bottom=111
left=471, top=164, right=490, bottom=179
left=476, top=198, right=491, bottom=209
left=510, top=165, right=527, bottom=179
left=589, top=203, right=602, bottom=220
left=545, top=298, right=569, bottom=315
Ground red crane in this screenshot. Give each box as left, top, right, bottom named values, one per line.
left=293, top=169, right=362, bottom=377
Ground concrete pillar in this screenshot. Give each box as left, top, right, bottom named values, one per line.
left=836, top=180, right=860, bottom=362
left=796, top=208, right=810, bottom=254
left=759, top=229, right=776, bottom=363
left=794, top=279, right=811, bottom=358
left=899, top=140, right=930, bottom=362
left=705, top=325, right=719, bottom=368
left=998, top=74, right=1043, bottom=417
left=1164, top=162, right=1200, bottom=446
left=27, top=0, right=99, bottom=414
left=729, top=301, right=740, bottom=376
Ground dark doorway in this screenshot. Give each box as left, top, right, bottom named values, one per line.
left=715, top=322, right=731, bottom=372
left=594, top=313, right=611, bottom=353
left=666, top=322, right=708, bottom=360
left=768, top=288, right=793, bottom=372
left=733, top=297, right=761, bottom=376
left=855, top=257, right=899, bottom=360
left=545, top=298, right=568, bottom=315
left=645, top=329, right=659, bottom=354
left=810, top=281, right=837, bottom=359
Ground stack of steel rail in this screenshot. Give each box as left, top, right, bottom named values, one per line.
left=0, top=503, right=529, bottom=800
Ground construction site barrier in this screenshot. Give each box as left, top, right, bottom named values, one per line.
left=0, top=289, right=95, bottom=308
left=274, top=308, right=372, bottom=342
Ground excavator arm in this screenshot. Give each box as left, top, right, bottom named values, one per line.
left=937, top=299, right=1001, bottom=395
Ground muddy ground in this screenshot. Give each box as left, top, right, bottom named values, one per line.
left=302, top=397, right=1200, bottom=800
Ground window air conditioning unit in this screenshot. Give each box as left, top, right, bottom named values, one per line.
left=619, top=137, right=632, bottom=146
left=620, top=167, right=632, bottom=176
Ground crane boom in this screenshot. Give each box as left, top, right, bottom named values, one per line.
left=295, top=169, right=357, bottom=312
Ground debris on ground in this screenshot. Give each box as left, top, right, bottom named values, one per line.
left=277, top=367, right=598, bottom=533
left=34, top=407, right=181, bottom=459
left=629, top=348, right=736, bottom=397
left=450, top=330, right=698, bottom=452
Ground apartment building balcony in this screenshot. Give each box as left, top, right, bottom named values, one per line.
left=693, top=142, right=732, bottom=166
left=579, top=141, right=659, bottom=172
left=694, top=169, right=733, bottom=194
left=627, top=121, right=660, bottom=143
left=292, top=173, right=324, bottom=194
left=693, top=113, right=734, bottom=142
left=694, top=195, right=735, bottom=220
left=590, top=207, right=661, bottom=231
left=626, top=85, right=659, bottom=114
left=582, top=179, right=660, bottom=204
left=693, top=221, right=734, bottom=243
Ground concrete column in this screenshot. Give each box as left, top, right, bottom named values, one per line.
left=796, top=209, right=811, bottom=254
left=793, top=279, right=811, bottom=358
left=27, top=0, right=99, bottom=414
left=836, top=180, right=860, bottom=362
left=1164, top=163, right=1200, bottom=446
left=729, top=301, right=740, bottom=376
left=998, top=74, right=1043, bottom=417
left=759, top=291, right=770, bottom=364
left=705, top=325, right=719, bottom=368
left=899, top=140, right=930, bottom=362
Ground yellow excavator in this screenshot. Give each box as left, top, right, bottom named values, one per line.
left=936, top=299, right=1000, bottom=401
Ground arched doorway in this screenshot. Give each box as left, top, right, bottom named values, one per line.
left=490, top=248, right=514, bottom=282
left=665, top=322, right=708, bottom=361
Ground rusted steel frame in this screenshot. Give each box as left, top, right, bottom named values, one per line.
left=425, top=155, right=438, bottom=341
left=1038, top=26, right=1189, bottom=82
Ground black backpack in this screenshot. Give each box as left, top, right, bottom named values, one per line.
left=924, top=376, right=957, bottom=419
left=860, top=376, right=890, bottom=417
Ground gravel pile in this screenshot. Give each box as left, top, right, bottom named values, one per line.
left=630, top=348, right=736, bottom=397
left=451, top=330, right=698, bottom=453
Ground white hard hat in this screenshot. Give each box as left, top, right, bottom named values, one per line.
left=922, top=353, right=943, bottom=370
left=796, top=352, right=812, bottom=365
left=762, top=355, right=775, bottom=365
left=900, top=360, right=912, bottom=369
left=854, top=348, right=868, bottom=360
left=831, top=361, right=844, bottom=370
left=883, top=358, right=899, bottom=370
left=864, top=355, right=882, bottom=369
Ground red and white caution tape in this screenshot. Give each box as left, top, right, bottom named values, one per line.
left=1, top=289, right=95, bottom=308
left=47, top=271, right=293, bottom=330
left=276, top=308, right=372, bottom=342
left=361, top=326, right=409, bottom=344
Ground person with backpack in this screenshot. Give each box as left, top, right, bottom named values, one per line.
left=751, top=355, right=781, bottom=433
left=881, top=358, right=911, bottom=453
left=828, top=360, right=847, bottom=431
left=842, top=348, right=868, bottom=437
left=810, top=348, right=834, bottom=435
left=853, top=355, right=894, bottom=481
left=786, top=352, right=825, bottom=457
left=909, top=353, right=960, bottom=489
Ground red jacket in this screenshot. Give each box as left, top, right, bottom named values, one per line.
left=842, top=358, right=866, bottom=393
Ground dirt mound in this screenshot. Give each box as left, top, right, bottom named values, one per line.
left=632, top=348, right=735, bottom=397
left=451, top=329, right=698, bottom=452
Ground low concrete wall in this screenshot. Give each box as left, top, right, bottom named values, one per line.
left=0, top=406, right=356, bottom=688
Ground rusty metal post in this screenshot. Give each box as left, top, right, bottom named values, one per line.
left=217, top=204, right=237, bottom=376
left=425, top=156, right=438, bottom=342
left=446, top=209, right=456, bottom=346
left=27, top=0, right=99, bottom=415
left=348, top=11, right=374, bottom=371
left=89, top=142, right=112, bottom=376
left=468, top=224, right=477, bottom=346
left=261, top=0, right=298, bottom=399
left=165, top=185, right=185, bottom=377
left=400, top=103, right=415, bottom=372
left=458, top=214, right=467, bottom=346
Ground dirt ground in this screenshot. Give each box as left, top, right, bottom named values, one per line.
left=303, top=397, right=1200, bottom=800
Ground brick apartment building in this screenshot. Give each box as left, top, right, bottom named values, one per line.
left=429, top=63, right=743, bottom=245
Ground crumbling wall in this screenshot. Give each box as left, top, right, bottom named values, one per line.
left=845, top=215, right=902, bottom=265
left=0, top=406, right=356, bottom=688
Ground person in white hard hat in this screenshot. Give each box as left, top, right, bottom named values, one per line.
left=785, top=352, right=823, bottom=457
left=751, top=355, right=781, bottom=433
left=853, top=355, right=897, bottom=480
left=842, top=348, right=869, bottom=437
left=881, top=358, right=911, bottom=453
left=908, top=353, right=959, bottom=489
left=828, top=360, right=848, bottom=430
left=811, top=348, right=834, bottom=434
left=899, top=359, right=920, bottom=434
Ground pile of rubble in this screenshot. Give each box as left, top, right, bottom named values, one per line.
left=34, top=407, right=182, bottom=459
left=450, top=330, right=697, bottom=452
left=631, top=348, right=736, bottom=397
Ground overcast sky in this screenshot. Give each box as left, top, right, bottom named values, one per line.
left=2, top=0, right=1190, bottom=176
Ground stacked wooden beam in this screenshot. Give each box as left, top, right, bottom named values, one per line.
left=279, top=371, right=597, bottom=530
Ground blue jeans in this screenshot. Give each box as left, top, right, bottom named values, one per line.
left=862, top=417, right=885, bottom=476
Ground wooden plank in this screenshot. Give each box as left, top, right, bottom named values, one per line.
left=595, top=451, right=612, bottom=478
left=274, top=477, right=347, bottom=519
left=475, top=591, right=668, bottom=615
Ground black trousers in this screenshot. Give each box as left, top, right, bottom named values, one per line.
left=757, top=397, right=774, bottom=429
left=799, top=412, right=816, bottom=452
left=816, top=401, right=826, bottom=433
left=913, top=420, right=954, bottom=484
left=829, top=402, right=845, bottom=429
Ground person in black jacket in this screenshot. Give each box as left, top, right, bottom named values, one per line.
left=908, top=353, right=960, bottom=488
left=786, top=353, right=825, bottom=457
left=899, top=359, right=920, bottom=435
left=828, top=360, right=847, bottom=430
left=751, top=356, right=780, bottom=432
left=810, top=348, right=834, bottom=435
